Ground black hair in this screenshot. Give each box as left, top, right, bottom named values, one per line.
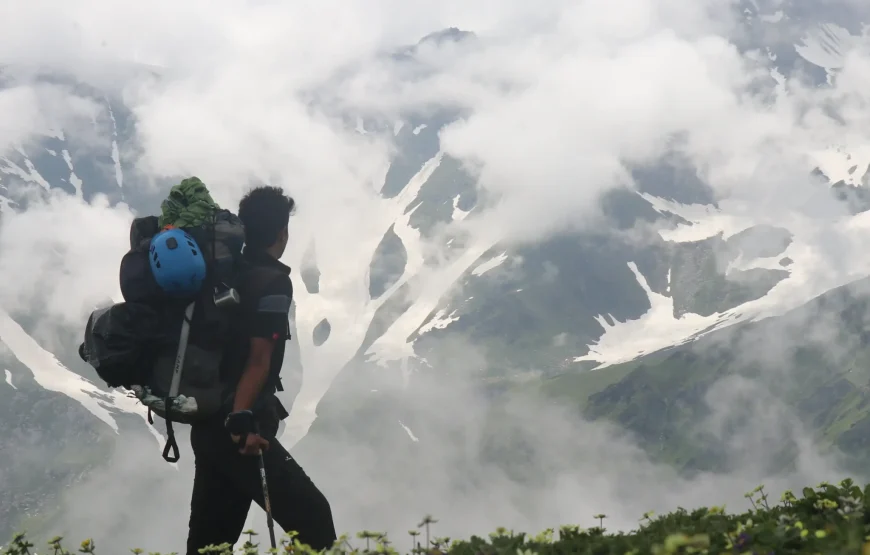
left=237, top=185, right=296, bottom=249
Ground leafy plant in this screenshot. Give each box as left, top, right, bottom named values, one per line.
left=5, top=478, right=870, bottom=554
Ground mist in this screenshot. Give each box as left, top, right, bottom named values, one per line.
left=42, top=344, right=852, bottom=554
left=4, top=0, right=870, bottom=552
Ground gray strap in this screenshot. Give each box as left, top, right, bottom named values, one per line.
left=168, top=302, right=196, bottom=398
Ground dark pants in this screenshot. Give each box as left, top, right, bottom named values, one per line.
left=185, top=418, right=337, bottom=554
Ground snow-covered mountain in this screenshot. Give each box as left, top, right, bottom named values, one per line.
left=3, top=4, right=870, bottom=543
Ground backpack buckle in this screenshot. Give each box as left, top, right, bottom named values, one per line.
left=214, top=283, right=240, bottom=309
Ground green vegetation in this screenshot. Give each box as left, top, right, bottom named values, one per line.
left=6, top=479, right=870, bottom=554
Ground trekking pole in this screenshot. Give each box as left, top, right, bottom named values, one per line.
left=255, top=423, right=277, bottom=551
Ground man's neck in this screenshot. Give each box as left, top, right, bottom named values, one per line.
left=265, top=244, right=283, bottom=260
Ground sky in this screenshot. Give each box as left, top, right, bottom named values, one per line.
left=3, top=0, right=870, bottom=551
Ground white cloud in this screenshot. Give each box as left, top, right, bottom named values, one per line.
left=2, top=0, right=866, bottom=251
left=0, top=83, right=102, bottom=154
left=0, top=190, right=133, bottom=328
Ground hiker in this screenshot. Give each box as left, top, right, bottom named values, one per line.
left=185, top=185, right=337, bottom=554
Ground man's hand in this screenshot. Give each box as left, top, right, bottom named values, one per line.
left=231, top=432, right=270, bottom=456
left=225, top=410, right=269, bottom=455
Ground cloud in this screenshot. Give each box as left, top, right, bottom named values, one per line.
left=0, top=190, right=133, bottom=329
left=38, top=349, right=852, bottom=554
left=256, top=354, right=850, bottom=546
left=4, top=0, right=868, bottom=251
left=0, top=82, right=103, bottom=154
left=4, top=0, right=870, bottom=551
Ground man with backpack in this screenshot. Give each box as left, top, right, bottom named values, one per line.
left=79, top=178, right=336, bottom=553
left=184, top=185, right=337, bottom=554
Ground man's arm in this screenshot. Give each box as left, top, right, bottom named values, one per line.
left=225, top=274, right=292, bottom=453
left=232, top=337, right=275, bottom=413
left=234, top=274, right=293, bottom=412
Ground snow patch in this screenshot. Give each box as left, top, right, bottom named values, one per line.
left=576, top=203, right=870, bottom=369
left=574, top=263, right=733, bottom=368
left=399, top=420, right=419, bottom=442
left=639, top=192, right=755, bottom=243
left=417, top=308, right=460, bottom=335
left=726, top=252, right=789, bottom=274
left=283, top=153, right=449, bottom=444
left=70, top=172, right=83, bottom=195
left=0, top=309, right=164, bottom=447
left=811, top=145, right=870, bottom=187
left=412, top=124, right=427, bottom=135
left=107, top=102, right=123, bottom=188
left=364, top=236, right=499, bottom=370
left=62, top=149, right=83, bottom=197
left=795, top=23, right=857, bottom=71
left=24, top=159, right=50, bottom=189
left=112, top=141, right=123, bottom=188
left=451, top=194, right=470, bottom=221
left=4, top=369, right=16, bottom=389
left=471, top=251, right=507, bottom=277
left=1, top=157, right=50, bottom=190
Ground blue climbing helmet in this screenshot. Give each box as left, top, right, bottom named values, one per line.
left=149, top=227, right=207, bottom=297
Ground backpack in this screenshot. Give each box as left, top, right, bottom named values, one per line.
left=79, top=205, right=250, bottom=463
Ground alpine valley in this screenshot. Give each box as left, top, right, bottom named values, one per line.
left=3, top=2, right=870, bottom=550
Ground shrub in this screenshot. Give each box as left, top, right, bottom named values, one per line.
left=3, top=479, right=870, bottom=554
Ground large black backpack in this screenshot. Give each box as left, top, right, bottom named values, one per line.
left=79, top=209, right=252, bottom=462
